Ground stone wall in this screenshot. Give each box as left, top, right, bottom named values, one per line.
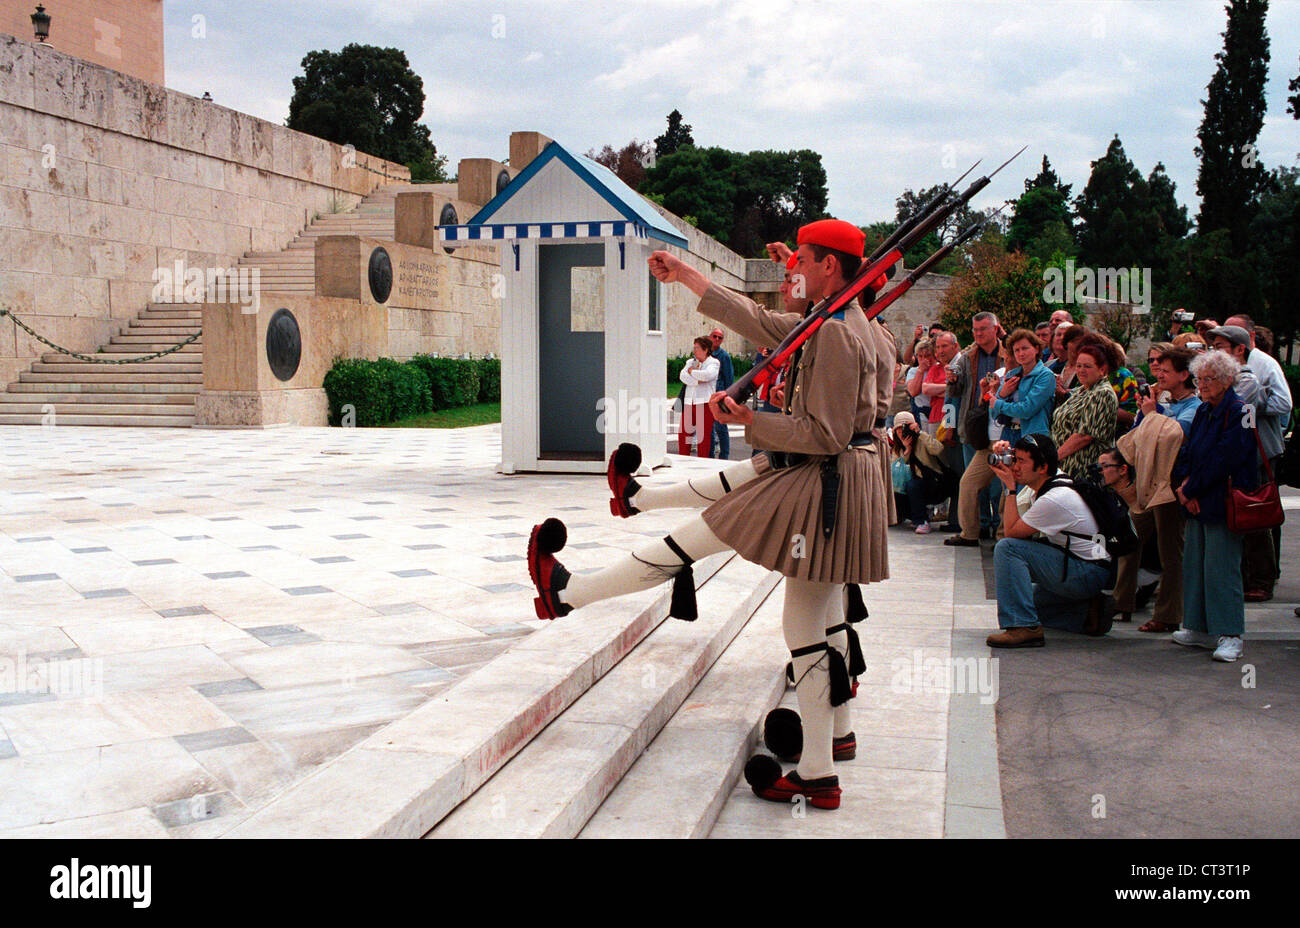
left=0, top=35, right=409, bottom=388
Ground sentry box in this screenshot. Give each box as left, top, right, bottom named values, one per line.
left=438, top=141, right=687, bottom=475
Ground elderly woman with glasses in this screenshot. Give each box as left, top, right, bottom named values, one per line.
left=1168, top=349, right=1259, bottom=662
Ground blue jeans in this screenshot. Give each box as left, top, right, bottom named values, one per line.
left=710, top=420, right=730, bottom=460
left=1183, top=519, right=1244, bottom=636
left=994, top=538, right=1111, bottom=631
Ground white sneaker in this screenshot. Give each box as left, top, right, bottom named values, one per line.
left=1212, top=636, right=1244, bottom=662
left=1171, top=628, right=1215, bottom=649
left=915, top=523, right=932, bottom=535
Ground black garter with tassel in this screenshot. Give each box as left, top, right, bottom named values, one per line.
left=662, top=535, right=697, bottom=621
left=846, top=584, right=868, bottom=623
left=790, top=642, right=852, bottom=707
left=827, top=622, right=866, bottom=677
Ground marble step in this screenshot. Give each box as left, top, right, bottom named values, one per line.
left=30, top=361, right=201, bottom=373
left=1, top=390, right=195, bottom=404
left=20, top=371, right=203, bottom=385
left=579, top=588, right=787, bottom=838
left=7, top=381, right=201, bottom=395
left=223, top=551, right=735, bottom=838
left=0, top=401, right=195, bottom=417
left=0, top=413, right=194, bottom=426
left=429, top=559, right=781, bottom=838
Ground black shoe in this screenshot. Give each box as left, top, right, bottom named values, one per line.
left=943, top=535, right=979, bottom=547
left=1134, top=580, right=1158, bottom=611
left=1084, top=593, right=1116, bottom=637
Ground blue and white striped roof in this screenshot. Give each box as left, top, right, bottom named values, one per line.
left=439, top=220, right=652, bottom=244
left=437, top=141, right=688, bottom=249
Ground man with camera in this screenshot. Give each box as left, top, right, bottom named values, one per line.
left=985, top=434, right=1116, bottom=649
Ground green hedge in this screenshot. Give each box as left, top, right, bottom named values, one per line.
left=325, top=356, right=501, bottom=426
left=477, top=357, right=501, bottom=403
left=409, top=356, right=481, bottom=410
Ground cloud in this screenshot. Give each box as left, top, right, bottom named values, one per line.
left=163, top=0, right=1300, bottom=225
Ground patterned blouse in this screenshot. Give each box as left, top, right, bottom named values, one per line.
left=1051, top=379, right=1119, bottom=481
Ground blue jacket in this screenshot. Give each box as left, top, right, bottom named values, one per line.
left=990, top=361, right=1056, bottom=438
left=1170, top=387, right=1258, bottom=523
left=714, top=347, right=734, bottom=391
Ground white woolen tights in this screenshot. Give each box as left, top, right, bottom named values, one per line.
left=783, top=578, right=844, bottom=781
left=630, top=457, right=762, bottom=512
left=559, top=514, right=728, bottom=610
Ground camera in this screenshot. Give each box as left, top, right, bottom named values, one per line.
left=1086, top=462, right=1104, bottom=484
left=987, top=451, right=1015, bottom=468
left=1172, top=309, right=1194, bottom=323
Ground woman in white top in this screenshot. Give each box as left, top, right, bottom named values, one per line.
left=678, top=335, right=720, bottom=456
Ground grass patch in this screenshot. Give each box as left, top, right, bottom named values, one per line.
left=388, top=402, right=500, bottom=429
left=668, top=381, right=682, bottom=399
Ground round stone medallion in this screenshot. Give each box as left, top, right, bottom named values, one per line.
left=266, top=308, right=302, bottom=382
left=368, top=246, right=393, bottom=303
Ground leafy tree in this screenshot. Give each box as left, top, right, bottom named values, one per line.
left=1024, top=155, right=1073, bottom=200
left=1194, top=0, right=1270, bottom=252
left=1289, top=52, right=1300, bottom=117
left=938, top=243, right=1054, bottom=343
left=654, top=110, right=695, bottom=159
left=1006, top=185, right=1075, bottom=257
left=588, top=140, right=653, bottom=190
left=287, top=44, right=447, bottom=181
left=1247, top=167, right=1300, bottom=350
left=640, top=146, right=828, bottom=255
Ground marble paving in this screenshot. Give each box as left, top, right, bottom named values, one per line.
left=0, top=423, right=728, bottom=837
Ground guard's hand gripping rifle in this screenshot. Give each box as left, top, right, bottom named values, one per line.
left=712, top=147, right=1025, bottom=419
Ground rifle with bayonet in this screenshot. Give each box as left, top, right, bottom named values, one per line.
left=712, top=146, right=1025, bottom=419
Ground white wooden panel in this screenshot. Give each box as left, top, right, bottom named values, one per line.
left=500, top=240, right=539, bottom=472
left=488, top=159, right=624, bottom=226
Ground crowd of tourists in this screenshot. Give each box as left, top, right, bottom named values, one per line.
left=884, top=310, right=1292, bottom=663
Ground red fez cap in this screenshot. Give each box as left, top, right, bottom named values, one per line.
left=797, top=219, right=865, bottom=258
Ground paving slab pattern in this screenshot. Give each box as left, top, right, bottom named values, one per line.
left=0, top=424, right=727, bottom=836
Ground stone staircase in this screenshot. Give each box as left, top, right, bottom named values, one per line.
left=225, top=551, right=791, bottom=838
left=0, top=184, right=421, bottom=426
left=0, top=305, right=203, bottom=427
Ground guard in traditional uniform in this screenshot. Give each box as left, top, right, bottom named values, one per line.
left=528, top=219, right=888, bottom=809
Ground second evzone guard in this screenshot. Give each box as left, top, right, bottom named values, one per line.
left=527, top=218, right=890, bottom=809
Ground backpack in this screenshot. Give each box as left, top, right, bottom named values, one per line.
left=1037, top=475, right=1139, bottom=563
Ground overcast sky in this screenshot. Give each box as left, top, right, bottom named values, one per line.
left=164, top=0, right=1300, bottom=228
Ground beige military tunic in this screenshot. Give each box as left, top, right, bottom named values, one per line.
left=868, top=318, right=898, bottom=526
left=695, top=283, right=889, bottom=584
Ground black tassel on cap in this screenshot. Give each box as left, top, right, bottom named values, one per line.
left=846, top=584, right=868, bottom=624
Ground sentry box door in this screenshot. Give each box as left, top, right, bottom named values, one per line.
left=538, top=243, right=605, bottom=458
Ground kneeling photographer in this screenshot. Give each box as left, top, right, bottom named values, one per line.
left=889, top=411, right=959, bottom=535
left=985, top=434, right=1132, bottom=649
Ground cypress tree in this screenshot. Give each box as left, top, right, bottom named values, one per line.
left=1193, top=0, right=1270, bottom=252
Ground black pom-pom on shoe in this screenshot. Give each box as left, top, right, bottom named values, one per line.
left=535, top=517, right=567, bottom=555
left=743, top=754, right=782, bottom=791
left=612, top=443, right=642, bottom=476
left=763, top=707, right=803, bottom=762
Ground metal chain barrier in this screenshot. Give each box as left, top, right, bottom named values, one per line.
left=0, top=307, right=202, bottom=364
